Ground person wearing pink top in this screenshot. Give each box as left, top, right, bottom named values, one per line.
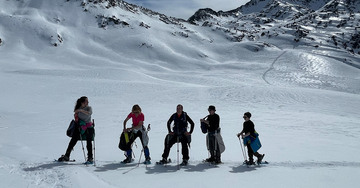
left=122, top=104, right=151, bottom=164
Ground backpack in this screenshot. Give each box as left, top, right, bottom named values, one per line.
left=118, top=132, right=132, bottom=151
left=201, top=122, right=208, bottom=134
left=66, top=120, right=77, bottom=137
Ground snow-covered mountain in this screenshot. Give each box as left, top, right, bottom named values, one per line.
left=189, top=0, right=360, bottom=59
left=1, top=1, right=360, bottom=188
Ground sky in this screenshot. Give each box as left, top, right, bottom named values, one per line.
left=125, top=0, right=250, bottom=19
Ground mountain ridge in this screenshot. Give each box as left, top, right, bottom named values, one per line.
left=0, top=0, right=359, bottom=70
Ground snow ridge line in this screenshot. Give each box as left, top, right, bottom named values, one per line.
left=262, top=51, right=287, bottom=85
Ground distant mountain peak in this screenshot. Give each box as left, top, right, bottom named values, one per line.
left=187, top=0, right=360, bottom=55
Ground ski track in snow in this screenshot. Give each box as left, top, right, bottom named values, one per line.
left=262, top=51, right=287, bottom=85
left=18, top=161, right=114, bottom=188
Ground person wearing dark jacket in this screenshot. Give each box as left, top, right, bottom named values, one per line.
left=237, top=112, right=264, bottom=165
left=158, top=104, right=195, bottom=166
left=201, top=105, right=221, bottom=164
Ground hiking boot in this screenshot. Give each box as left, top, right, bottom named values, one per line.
left=86, top=158, right=94, bottom=164
left=213, top=159, right=222, bottom=165
left=205, top=157, right=215, bottom=163
left=246, top=160, right=255, bottom=165
left=180, top=159, right=188, bottom=166
left=257, top=154, right=265, bottom=164
left=144, top=157, right=151, bottom=165
left=157, top=158, right=169, bottom=165
left=58, top=155, right=69, bottom=162
left=121, top=157, right=132, bottom=164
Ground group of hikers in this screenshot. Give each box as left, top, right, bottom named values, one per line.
left=58, top=96, right=265, bottom=166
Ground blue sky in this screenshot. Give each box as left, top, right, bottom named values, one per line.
left=125, top=0, right=250, bottom=19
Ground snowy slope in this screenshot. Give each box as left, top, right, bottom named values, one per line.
left=0, top=0, right=360, bottom=188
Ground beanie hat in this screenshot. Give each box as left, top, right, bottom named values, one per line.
left=244, top=112, right=251, bottom=118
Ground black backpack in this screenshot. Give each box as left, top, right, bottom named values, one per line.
left=66, top=120, right=78, bottom=137
left=118, top=132, right=132, bottom=151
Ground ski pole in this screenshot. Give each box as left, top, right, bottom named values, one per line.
left=137, top=149, right=143, bottom=167
left=177, top=135, right=180, bottom=170
left=93, top=119, right=96, bottom=166
left=80, top=131, right=87, bottom=163
left=238, top=137, right=247, bottom=163
left=206, top=134, right=210, bottom=160
left=173, top=123, right=180, bottom=169
left=138, top=124, right=150, bottom=166
left=215, top=133, right=218, bottom=162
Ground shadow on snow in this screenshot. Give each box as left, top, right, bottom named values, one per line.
left=22, top=160, right=360, bottom=174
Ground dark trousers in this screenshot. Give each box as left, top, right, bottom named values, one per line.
left=126, top=130, right=150, bottom=159
left=246, top=143, right=261, bottom=162
left=208, top=133, right=220, bottom=161
left=162, top=134, right=189, bottom=160
left=65, top=127, right=94, bottom=160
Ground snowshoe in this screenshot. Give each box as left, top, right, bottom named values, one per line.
left=54, top=159, right=75, bottom=163
left=121, top=157, right=133, bottom=164
left=257, top=161, right=269, bottom=165
left=84, top=158, right=94, bottom=165
left=84, top=161, right=94, bottom=165
left=156, top=158, right=171, bottom=165
left=143, top=158, right=151, bottom=165
left=180, top=160, right=188, bottom=166
left=203, top=157, right=215, bottom=163
left=212, top=160, right=222, bottom=165
left=244, top=160, right=255, bottom=165
left=256, top=154, right=265, bottom=165
left=57, top=155, right=70, bottom=162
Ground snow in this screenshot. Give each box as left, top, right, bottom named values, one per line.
left=1, top=0, right=360, bottom=188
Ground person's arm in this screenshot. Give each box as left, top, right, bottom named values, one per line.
left=237, top=123, right=246, bottom=137
left=123, top=113, right=133, bottom=132
left=77, top=106, right=92, bottom=122
left=200, top=116, right=210, bottom=126
left=123, top=117, right=130, bottom=132
left=167, top=115, right=173, bottom=133
left=242, top=132, right=250, bottom=138
left=186, top=114, right=195, bottom=134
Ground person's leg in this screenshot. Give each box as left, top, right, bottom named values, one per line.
left=180, top=136, right=189, bottom=161
left=139, top=132, right=151, bottom=160
left=121, top=131, right=138, bottom=162
left=247, top=143, right=254, bottom=164
left=137, top=130, right=150, bottom=161
left=161, top=134, right=176, bottom=159
left=85, top=128, right=94, bottom=161
left=254, top=152, right=264, bottom=163
left=214, top=137, right=221, bottom=163
left=208, top=134, right=216, bottom=161
left=65, top=128, right=80, bottom=158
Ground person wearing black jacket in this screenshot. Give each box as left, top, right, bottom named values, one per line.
left=201, top=105, right=221, bottom=164
left=158, top=104, right=195, bottom=165
left=237, top=112, right=264, bottom=165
